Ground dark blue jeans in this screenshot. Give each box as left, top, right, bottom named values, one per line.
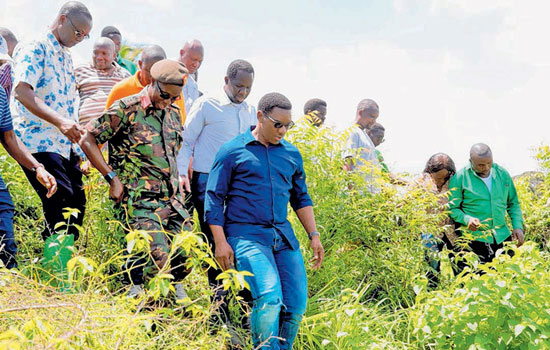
left=228, top=232, right=308, bottom=349
left=0, top=189, right=16, bottom=269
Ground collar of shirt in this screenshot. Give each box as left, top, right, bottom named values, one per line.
left=139, top=88, right=152, bottom=109
left=46, top=31, right=65, bottom=54
left=218, top=88, right=248, bottom=109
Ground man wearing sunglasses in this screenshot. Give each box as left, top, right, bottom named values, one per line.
left=11, top=1, right=92, bottom=289
left=205, top=92, right=324, bottom=349
left=80, top=59, right=193, bottom=300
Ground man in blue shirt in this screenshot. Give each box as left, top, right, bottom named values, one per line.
left=205, top=92, right=324, bottom=349
left=0, top=84, right=57, bottom=269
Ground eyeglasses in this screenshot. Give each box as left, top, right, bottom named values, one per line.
left=264, top=114, right=294, bottom=129
left=156, top=82, right=181, bottom=102
left=66, top=16, right=89, bottom=40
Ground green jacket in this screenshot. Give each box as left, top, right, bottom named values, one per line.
left=117, top=55, right=137, bottom=75
left=448, top=163, right=523, bottom=244
left=375, top=149, right=389, bottom=173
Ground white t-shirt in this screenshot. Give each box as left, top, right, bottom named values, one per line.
left=480, top=169, right=493, bottom=193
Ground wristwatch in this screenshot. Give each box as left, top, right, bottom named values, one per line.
left=31, top=163, right=45, bottom=172
left=308, top=231, right=320, bottom=240
left=104, top=171, right=118, bottom=184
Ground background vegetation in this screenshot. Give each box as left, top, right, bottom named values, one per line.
left=0, top=123, right=548, bottom=349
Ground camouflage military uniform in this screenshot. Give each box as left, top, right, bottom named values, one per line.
left=88, top=89, right=192, bottom=282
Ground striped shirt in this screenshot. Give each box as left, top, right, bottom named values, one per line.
left=0, top=87, right=13, bottom=190
left=75, top=62, right=130, bottom=125
left=0, top=63, right=12, bottom=100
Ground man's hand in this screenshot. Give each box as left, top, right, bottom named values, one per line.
left=109, top=177, right=124, bottom=203
left=58, top=119, right=85, bottom=143
left=35, top=167, right=57, bottom=198
left=80, top=160, right=91, bottom=176
left=467, top=217, right=481, bottom=231
left=310, top=236, right=324, bottom=270
left=215, top=240, right=235, bottom=271
left=512, top=228, right=525, bottom=247
left=179, top=175, right=191, bottom=194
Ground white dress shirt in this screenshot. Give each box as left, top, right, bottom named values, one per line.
left=182, top=74, right=199, bottom=114
left=177, top=90, right=257, bottom=175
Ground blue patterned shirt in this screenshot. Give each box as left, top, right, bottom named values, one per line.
left=12, top=31, right=80, bottom=159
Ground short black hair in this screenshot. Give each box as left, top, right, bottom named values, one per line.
left=101, top=25, right=121, bottom=37
left=368, top=122, right=385, bottom=134
left=470, top=143, right=492, bottom=158
left=258, top=92, right=292, bottom=114
left=303, top=98, right=327, bottom=114
left=424, top=153, right=456, bottom=176
left=226, top=59, right=254, bottom=80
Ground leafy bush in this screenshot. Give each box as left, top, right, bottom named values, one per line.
left=412, top=243, right=550, bottom=349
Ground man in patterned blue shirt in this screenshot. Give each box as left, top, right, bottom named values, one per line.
left=11, top=1, right=92, bottom=284
left=0, top=85, right=57, bottom=269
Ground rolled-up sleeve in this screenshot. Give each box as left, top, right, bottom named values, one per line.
left=204, top=146, right=233, bottom=226
left=289, top=152, right=313, bottom=211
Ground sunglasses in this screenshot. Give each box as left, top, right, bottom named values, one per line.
left=66, top=16, right=89, bottom=40
left=156, top=82, right=181, bottom=102
left=264, top=113, right=294, bottom=129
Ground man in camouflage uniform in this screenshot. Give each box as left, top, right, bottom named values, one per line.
left=80, top=59, right=192, bottom=299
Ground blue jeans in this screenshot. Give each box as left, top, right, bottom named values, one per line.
left=0, top=189, right=16, bottom=269
left=228, top=232, right=307, bottom=349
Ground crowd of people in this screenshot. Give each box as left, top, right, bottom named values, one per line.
left=0, top=2, right=526, bottom=349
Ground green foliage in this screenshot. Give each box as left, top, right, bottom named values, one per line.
left=412, top=243, right=550, bottom=349
left=1, top=129, right=549, bottom=349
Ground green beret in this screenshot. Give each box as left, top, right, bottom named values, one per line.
left=150, top=59, right=189, bottom=86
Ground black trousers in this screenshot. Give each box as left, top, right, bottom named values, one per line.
left=22, top=151, right=86, bottom=240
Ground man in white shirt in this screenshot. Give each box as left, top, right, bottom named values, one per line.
left=176, top=59, right=256, bottom=322
left=344, top=99, right=381, bottom=192
left=178, top=39, right=203, bottom=113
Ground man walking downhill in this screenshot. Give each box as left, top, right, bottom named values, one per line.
left=205, top=92, right=325, bottom=349
left=449, top=143, right=524, bottom=264
left=80, top=59, right=192, bottom=299
left=12, top=1, right=92, bottom=288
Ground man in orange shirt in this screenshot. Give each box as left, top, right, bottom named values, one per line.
left=105, top=44, right=186, bottom=124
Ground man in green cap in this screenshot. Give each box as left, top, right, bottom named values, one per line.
left=80, top=59, right=192, bottom=299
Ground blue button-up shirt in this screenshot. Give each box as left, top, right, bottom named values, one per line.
left=204, top=127, right=313, bottom=250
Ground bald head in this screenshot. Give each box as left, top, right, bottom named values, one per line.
left=470, top=143, right=493, bottom=178
left=94, top=37, right=115, bottom=51
left=138, top=45, right=167, bottom=86
left=54, top=1, right=92, bottom=48
left=470, top=143, right=492, bottom=158
left=0, top=28, right=17, bottom=57
left=92, top=37, right=115, bottom=70
left=355, top=98, right=380, bottom=129
left=58, top=1, right=92, bottom=21
left=179, top=39, right=204, bottom=75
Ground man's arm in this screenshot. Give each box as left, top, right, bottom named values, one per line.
left=14, top=83, right=84, bottom=143
left=505, top=172, right=525, bottom=245
left=295, top=206, right=324, bottom=269
left=448, top=174, right=473, bottom=226
left=205, top=145, right=233, bottom=270
left=0, top=130, right=57, bottom=197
